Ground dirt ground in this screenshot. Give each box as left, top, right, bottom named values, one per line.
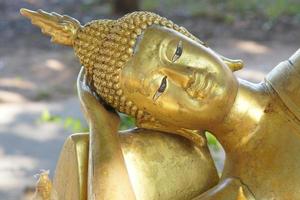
left=0, top=1, right=299, bottom=199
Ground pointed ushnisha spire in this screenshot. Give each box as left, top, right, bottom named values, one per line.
left=20, top=8, right=82, bottom=46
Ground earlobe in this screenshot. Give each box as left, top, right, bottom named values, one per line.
left=220, top=55, right=244, bottom=72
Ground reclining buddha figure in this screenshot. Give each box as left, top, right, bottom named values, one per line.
left=21, top=8, right=222, bottom=200
left=21, top=8, right=300, bottom=200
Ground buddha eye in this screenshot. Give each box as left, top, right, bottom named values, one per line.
left=172, top=40, right=183, bottom=63
left=153, top=76, right=168, bottom=102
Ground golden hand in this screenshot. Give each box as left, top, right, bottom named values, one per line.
left=77, top=67, right=136, bottom=200
left=77, top=67, right=120, bottom=127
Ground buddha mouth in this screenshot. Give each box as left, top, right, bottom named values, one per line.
left=184, top=70, right=215, bottom=101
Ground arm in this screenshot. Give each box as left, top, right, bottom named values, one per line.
left=77, top=67, right=136, bottom=200
left=265, top=48, right=300, bottom=121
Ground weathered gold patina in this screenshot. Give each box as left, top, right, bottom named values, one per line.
left=21, top=8, right=300, bottom=200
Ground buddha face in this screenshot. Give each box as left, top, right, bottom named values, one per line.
left=120, top=25, right=238, bottom=130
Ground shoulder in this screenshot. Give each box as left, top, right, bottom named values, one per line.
left=290, top=48, right=300, bottom=69
left=265, top=48, right=300, bottom=121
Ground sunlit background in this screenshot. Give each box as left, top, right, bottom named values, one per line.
left=0, top=0, right=299, bottom=199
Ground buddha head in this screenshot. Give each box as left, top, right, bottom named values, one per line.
left=21, top=9, right=243, bottom=131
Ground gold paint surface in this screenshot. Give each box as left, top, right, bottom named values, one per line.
left=76, top=68, right=218, bottom=199
left=54, top=130, right=218, bottom=200
left=21, top=7, right=300, bottom=200
left=53, top=133, right=89, bottom=200
left=120, top=25, right=238, bottom=131
left=20, top=8, right=242, bottom=127
left=120, top=129, right=218, bottom=200
left=236, top=187, right=248, bottom=200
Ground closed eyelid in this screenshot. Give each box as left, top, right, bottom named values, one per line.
left=161, top=39, right=184, bottom=64
left=153, top=76, right=168, bottom=102
left=172, top=40, right=183, bottom=63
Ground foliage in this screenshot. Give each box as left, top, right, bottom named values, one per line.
left=38, top=110, right=61, bottom=123
left=37, top=109, right=88, bottom=133
left=37, top=110, right=136, bottom=132
left=205, top=131, right=221, bottom=150
left=119, top=113, right=136, bottom=130
left=63, top=117, right=89, bottom=132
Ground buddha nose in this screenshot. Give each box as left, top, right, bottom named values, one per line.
left=160, top=65, right=202, bottom=89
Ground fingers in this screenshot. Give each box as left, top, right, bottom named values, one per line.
left=77, top=67, right=98, bottom=109
left=77, top=67, right=109, bottom=108
left=76, top=67, right=120, bottom=124
left=77, top=66, right=85, bottom=88
left=77, top=67, right=91, bottom=99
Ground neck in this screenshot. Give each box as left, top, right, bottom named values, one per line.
left=209, top=79, right=271, bottom=152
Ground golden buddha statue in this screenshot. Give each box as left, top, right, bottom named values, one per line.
left=21, top=8, right=223, bottom=200
left=21, top=8, right=300, bottom=200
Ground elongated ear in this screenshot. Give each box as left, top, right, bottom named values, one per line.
left=20, top=8, right=82, bottom=46
left=220, top=55, right=244, bottom=72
